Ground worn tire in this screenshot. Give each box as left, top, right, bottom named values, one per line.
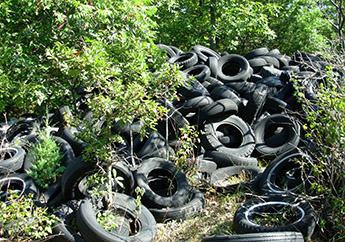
left=202, top=232, right=304, bottom=242
left=217, top=55, right=251, bottom=83
left=201, top=116, right=255, bottom=157
left=77, top=193, right=156, bottom=242
left=0, top=146, right=25, bottom=174
left=233, top=196, right=316, bottom=240
left=254, top=114, right=300, bottom=156
left=204, top=151, right=258, bottom=168
left=149, top=189, right=204, bottom=223
left=135, top=158, right=191, bottom=208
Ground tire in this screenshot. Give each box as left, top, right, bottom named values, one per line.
left=201, top=231, right=304, bottom=242
left=259, top=66, right=282, bottom=78
left=61, top=157, right=96, bottom=200
left=268, top=49, right=281, bottom=56
left=260, top=56, right=280, bottom=69
left=0, top=146, right=25, bottom=174
left=156, top=44, right=177, bottom=58
left=201, top=116, right=255, bottom=157
left=57, top=126, right=87, bottom=156
left=225, top=82, right=256, bottom=96
left=239, top=85, right=268, bottom=125
left=0, top=173, right=39, bottom=201
left=6, top=118, right=39, bottom=142
left=169, top=45, right=183, bottom=55
left=192, top=45, right=221, bottom=62
left=248, top=58, right=268, bottom=73
left=245, top=48, right=269, bottom=60
left=184, top=65, right=211, bottom=82
left=196, top=159, right=217, bottom=174
left=217, top=55, right=251, bottom=83
left=77, top=193, right=156, bottom=242
left=210, top=86, right=241, bottom=105
left=208, top=56, right=219, bottom=77
left=180, top=96, right=214, bottom=114
left=178, top=78, right=210, bottom=99
left=136, top=132, right=166, bottom=158
left=259, top=149, right=314, bottom=195
left=211, top=166, right=260, bottom=194
left=135, top=157, right=191, bottom=208
left=168, top=52, right=198, bottom=70
left=254, top=114, right=300, bottom=156
left=149, top=189, right=204, bottom=223
left=199, top=99, right=238, bottom=122
left=204, top=151, right=258, bottom=168
left=233, top=196, right=316, bottom=240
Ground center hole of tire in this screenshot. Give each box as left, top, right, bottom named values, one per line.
left=216, top=124, right=243, bottom=148
left=148, top=169, right=177, bottom=197
left=187, top=67, right=203, bottom=76
left=264, top=122, right=293, bottom=147
left=177, top=53, right=192, bottom=62
left=222, top=62, right=241, bottom=76
left=0, top=149, right=16, bottom=160
left=249, top=202, right=303, bottom=227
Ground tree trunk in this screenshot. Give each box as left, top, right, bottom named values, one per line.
left=210, top=0, right=217, bottom=49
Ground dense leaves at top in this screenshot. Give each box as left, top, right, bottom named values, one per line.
left=0, top=0, right=183, bottom=126
left=154, top=0, right=332, bottom=54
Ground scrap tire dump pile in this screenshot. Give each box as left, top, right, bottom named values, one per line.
left=0, top=44, right=339, bottom=241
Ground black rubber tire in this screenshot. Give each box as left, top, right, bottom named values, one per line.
left=259, top=66, right=282, bottom=78
left=77, top=193, right=156, bottom=242
left=245, top=47, right=269, bottom=60
left=61, top=157, right=96, bottom=200
left=168, top=52, right=198, bottom=70
left=156, top=44, right=176, bottom=58
left=169, top=45, right=183, bottom=55
left=184, top=64, right=211, bottom=82
left=56, top=126, right=87, bottom=156
left=0, top=146, right=25, bottom=174
left=180, top=96, right=214, bottom=114
left=233, top=196, right=316, bottom=240
left=263, top=96, right=288, bottom=114
left=149, top=189, right=204, bottom=223
left=196, top=159, right=217, bottom=174
left=268, top=49, right=281, bottom=56
left=239, top=85, right=268, bottom=125
left=136, top=132, right=166, bottom=158
left=201, top=231, right=304, bottom=242
left=201, top=116, right=255, bottom=157
left=6, top=118, right=39, bottom=142
left=204, top=151, right=258, bottom=168
left=208, top=56, right=219, bottom=77
left=217, top=55, right=251, bottom=83
left=259, top=149, right=314, bottom=195
left=254, top=114, right=300, bottom=156
left=178, top=78, right=210, bottom=99
left=199, top=99, right=238, bottom=122
left=192, top=45, right=221, bottom=63
left=260, top=56, right=280, bottom=69
left=135, top=157, right=191, bottom=208
left=210, top=86, right=241, bottom=105
left=0, top=173, right=39, bottom=201
left=248, top=58, right=268, bottom=73
left=210, top=166, right=260, bottom=193
left=225, top=82, right=256, bottom=96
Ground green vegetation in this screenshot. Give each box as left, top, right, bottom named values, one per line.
left=0, top=193, right=59, bottom=241
left=27, top=130, right=64, bottom=189
left=299, top=63, right=345, bottom=241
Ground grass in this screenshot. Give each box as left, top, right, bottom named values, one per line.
left=155, top=190, right=245, bottom=242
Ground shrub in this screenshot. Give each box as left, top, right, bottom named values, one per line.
left=27, top=130, right=64, bottom=189
left=0, top=193, right=59, bottom=241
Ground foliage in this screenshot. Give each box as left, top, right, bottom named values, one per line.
left=0, top=193, right=59, bottom=241
left=96, top=209, right=120, bottom=233
left=27, top=130, right=64, bottom=189
left=298, top=60, right=345, bottom=240
left=154, top=0, right=277, bottom=54
left=172, top=125, right=199, bottom=175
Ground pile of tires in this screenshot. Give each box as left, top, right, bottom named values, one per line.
left=0, top=44, right=334, bottom=241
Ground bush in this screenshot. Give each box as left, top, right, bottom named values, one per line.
left=299, top=56, right=345, bottom=240
left=0, top=193, right=59, bottom=241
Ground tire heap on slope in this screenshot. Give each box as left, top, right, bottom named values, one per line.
left=0, top=45, right=339, bottom=242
